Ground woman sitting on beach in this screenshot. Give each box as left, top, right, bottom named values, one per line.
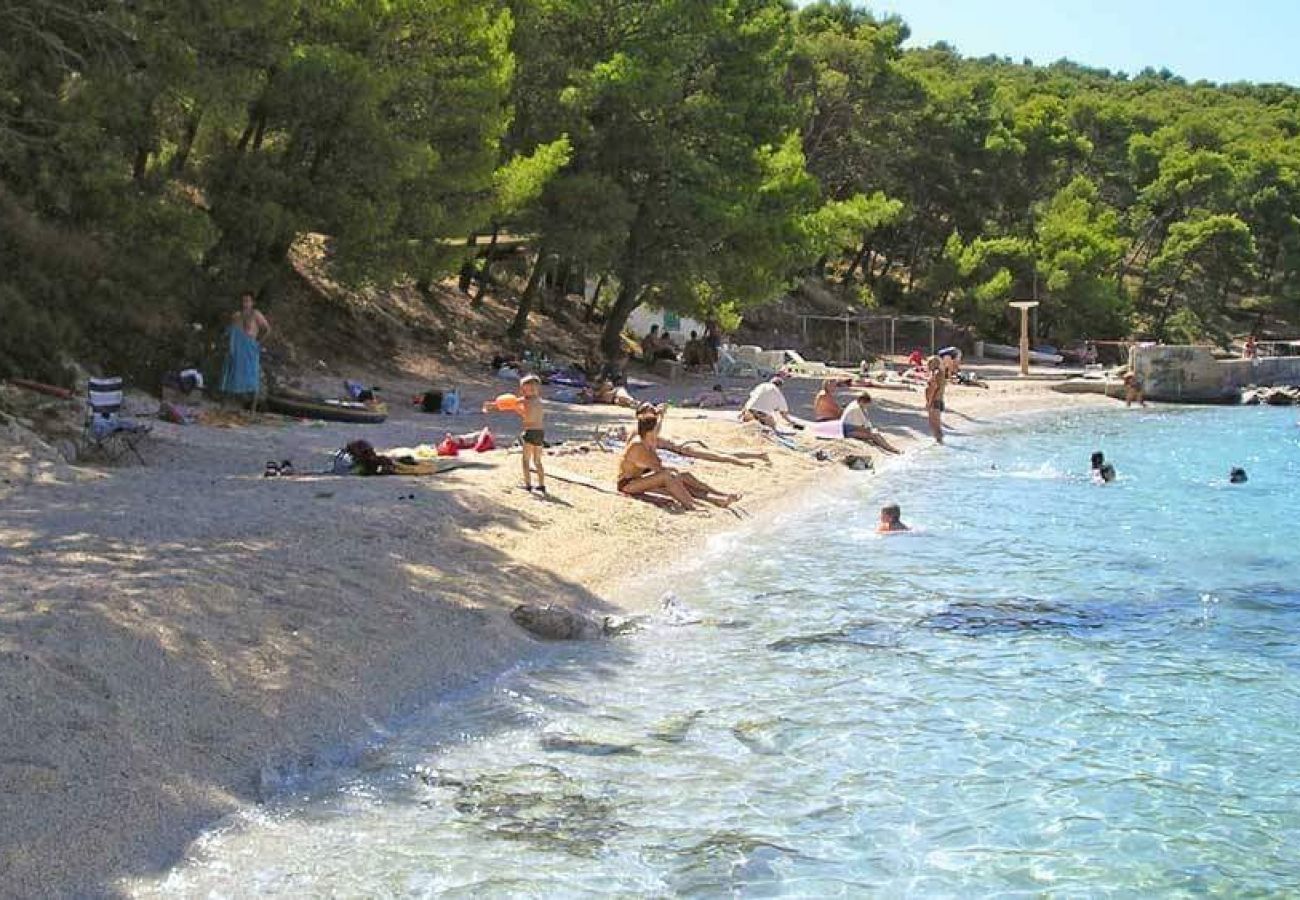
left=812, top=379, right=843, bottom=421
left=618, top=411, right=741, bottom=510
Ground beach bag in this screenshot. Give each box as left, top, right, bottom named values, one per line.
left=421, top=390, right=443, bottom=413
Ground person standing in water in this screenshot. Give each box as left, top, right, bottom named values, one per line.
left=220, top=290, right=271, bottom=403
left=924, top=356, right=946, bottom=443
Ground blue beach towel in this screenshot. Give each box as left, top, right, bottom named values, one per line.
left=220, top=326, right=261, bottom=395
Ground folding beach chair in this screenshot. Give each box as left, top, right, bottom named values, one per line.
left=82, top=376, right=150, bottom=464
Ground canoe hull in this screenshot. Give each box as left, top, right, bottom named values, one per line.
left=265, top=394, right=388, bottom=424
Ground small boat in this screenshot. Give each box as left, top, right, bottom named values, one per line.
left=265, top=392, right=389, bottom=424
left=1052, top=377, right=1123, bottom=396
left=981, top=343, right=1065, bottom=365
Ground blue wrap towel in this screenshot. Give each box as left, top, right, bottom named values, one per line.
left=220, top=326, right=261, bottom=395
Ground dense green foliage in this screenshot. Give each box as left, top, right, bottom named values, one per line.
left=5, top=0, right=1300, bottom=380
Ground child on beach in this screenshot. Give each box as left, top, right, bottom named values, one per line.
left=484, top=375, right=547, bottom=493
left=877, top=503, right=909, bottom=533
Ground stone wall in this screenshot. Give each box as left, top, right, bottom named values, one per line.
left=1132, top=345, right=1300, bottom=402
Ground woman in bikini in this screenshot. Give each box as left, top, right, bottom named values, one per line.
left=617, top=413, right=740, bottom=510
left=924, top=356, right=946, bottom=444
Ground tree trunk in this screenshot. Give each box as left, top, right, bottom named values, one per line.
left=600, top=278, right=643, bottom=360
left=471, top=223, right=500, bottom=304
left=507, top=248, right=551, bottom=342
left=585, top=274, right=607, bottom=322
left=841, top=241, right=870, bottom=286
left=171, top=109, right=202, bottom=175
left=132, top=146, right=149, bottom=183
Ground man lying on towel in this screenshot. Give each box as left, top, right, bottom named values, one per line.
left=617, top=410, right=740, bottom=511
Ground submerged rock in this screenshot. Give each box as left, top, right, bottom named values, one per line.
left=648, top=709, right=705, bottom=743
left=510, top=604, right=634, bottom=640
left=539, top=733, right=640, bottom=756
left=1241, top=385, right=1300, bottom=406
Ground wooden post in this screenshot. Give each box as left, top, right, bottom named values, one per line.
left=1009, top=301, right=1040, bottom=377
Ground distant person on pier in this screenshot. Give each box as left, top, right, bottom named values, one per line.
left=1123, top=371, right=1146, bottom=408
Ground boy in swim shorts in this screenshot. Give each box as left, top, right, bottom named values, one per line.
left=483, top=375, right=548, bottom=493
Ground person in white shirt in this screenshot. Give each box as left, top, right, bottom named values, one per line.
left=740, top=376, right=802, bottom=430
left=840, top=392, right=901, bottom=454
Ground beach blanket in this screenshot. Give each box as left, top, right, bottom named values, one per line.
left=220, top=326, right=261, bottom=395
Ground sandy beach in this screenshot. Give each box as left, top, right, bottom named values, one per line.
left=0, top=366, right=1113, bottom=897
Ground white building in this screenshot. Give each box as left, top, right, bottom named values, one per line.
left=626, top=307, right=706, bottom=345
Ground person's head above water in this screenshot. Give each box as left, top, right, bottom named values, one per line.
left=1230, top=467, right=1248, bottom=484
left=1091, top=451, right=1105, bottom=470
left=878, top=503, right=908, bottom=533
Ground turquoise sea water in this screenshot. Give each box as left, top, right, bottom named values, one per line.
left=138, top=407, right=1300, bottom=897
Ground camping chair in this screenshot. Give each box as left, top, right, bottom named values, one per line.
left=83, top=376, right=150, bottom=464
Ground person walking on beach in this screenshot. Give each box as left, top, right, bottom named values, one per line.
left=220, top=290, right=272, bottom=404
left=924, top=356, right=946, bottom=443
left=841, top=392, right=901, bottom=454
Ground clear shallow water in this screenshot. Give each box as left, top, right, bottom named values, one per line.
left=137, top=407, right=1300, bottom=897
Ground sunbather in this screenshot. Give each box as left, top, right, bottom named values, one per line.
left=740, top=376, right=802, bottom=430
left=618, top=412, right=740, bottom=509
left=636, top=403, right=769, bottom=465
left=813, top=378, right=843, bottom=421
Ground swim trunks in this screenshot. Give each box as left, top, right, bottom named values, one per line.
left=522, top=429, right=545, bottom=446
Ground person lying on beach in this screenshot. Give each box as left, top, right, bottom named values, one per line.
left=924, top=357, right=946, bottom=444
left=636, top=403, right=769, bottom=466
left=1090, top=451, right=1116, bottom=483
left=840, top=393, right=901, bottom=454
left=681, top=385, right=745, bottom=408
left=813, top=378, right=843, bottom=421
left=877, top=503, right=909, bottom=533
left=582, top=379, right=638, bottom=408
left=617, top=412, right=741, bottom=510
left=741, top=376, right=803, bottom=430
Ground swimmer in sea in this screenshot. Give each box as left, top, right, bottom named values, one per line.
left=1090, top=451, right=1116, bottom=484
left=877, top=503, right=909, bottom=533
left=1229, top=467, right=1248, bottom=484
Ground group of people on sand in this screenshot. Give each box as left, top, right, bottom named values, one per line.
left=488, top=371, right=765, bottom=511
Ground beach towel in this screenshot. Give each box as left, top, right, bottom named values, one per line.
left=220, top=326, right=261, bottom=395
